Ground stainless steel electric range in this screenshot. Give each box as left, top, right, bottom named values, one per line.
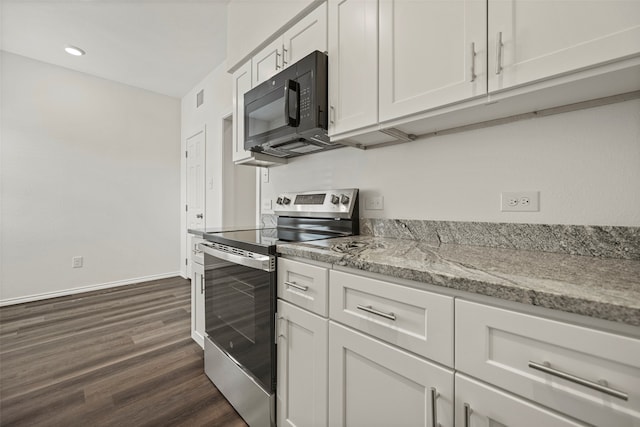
left=199, top=189, right=359, bottom=427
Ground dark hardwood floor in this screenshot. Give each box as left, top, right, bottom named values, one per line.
left=0, top=276, right=248, bottom=427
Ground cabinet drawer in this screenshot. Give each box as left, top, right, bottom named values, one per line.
left=329, top=322, right=454, bottom=427
left=329, top=270, right=454, bottom=366
left=456, top=300, right=640, bottom=426
left=455, top=374, right=587, bottom=427
left=278, top=258, right=329, bottom=316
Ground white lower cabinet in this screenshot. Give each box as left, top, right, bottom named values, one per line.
left=277, top=299, right=328, bottom=427
left=328, top=321, right=454, bottom=427
left=455, top=374, right=587, bottom=427
left=277, top=260, right=639, bottom=427
left=456, top=299, right=640, bottom=426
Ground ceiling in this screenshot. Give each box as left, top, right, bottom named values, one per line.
left=0, top=0, right=229, bottom=98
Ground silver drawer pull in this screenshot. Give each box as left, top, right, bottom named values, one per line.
left=356, top=305, right=396, bottom=321
left=285, top=281, right=308, bottom=292
left=528, top=361, right=628, bottom=401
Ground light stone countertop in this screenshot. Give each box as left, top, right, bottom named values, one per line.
left=277, top=235, right=640, bottom=327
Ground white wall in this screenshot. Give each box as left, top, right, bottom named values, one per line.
left=0, top=52, right=181, bottom=303
left=182, top=61, right=232, bottom=235
left=263, top=99, right=640, bottom=226
left=181, top=61, right=257, bottom=277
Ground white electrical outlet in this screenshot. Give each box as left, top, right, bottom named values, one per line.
left=262, top=199, right=272, bottom=211
left=501, top=191, right=540, bottom=212
left=72, top=256, right=83, bottom=268
left=262, top=168, right=269, bottom=183
left=365, top=195, right=384, bottom=210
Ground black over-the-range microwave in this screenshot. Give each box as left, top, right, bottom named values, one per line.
left=244, top=50, right=340, bottom=158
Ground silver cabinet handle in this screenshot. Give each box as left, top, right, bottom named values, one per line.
left=284, top=281, right=308, bottom=292
left=282, top=44, right=288, bottom=66
left=356, top=305, right=396, bottom=321
left=275, top=50, right=282, bottom=69
left=495, top=31, right=503, bottom=75
left=430, top=387, right=439, bottom=427
left=528, top=361, right=628, bottom=401
left=275, top=314, right=287, bottom=344
left=330, top=105, right=335, bottom=124
left=200, top=274, right=204, bottom=294
left=470, top=42, right=477, bottom=82
left=464, top=403, right=472, bottom=427
left=196, top=213, right=203, bottom=219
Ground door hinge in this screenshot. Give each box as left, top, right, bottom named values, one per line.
left=185, top=150, right=188, bottom=158
left=185, top=204, right=188, bottom=212
left=185, top=258, right=188, bottom=266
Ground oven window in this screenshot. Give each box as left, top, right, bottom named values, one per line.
left=211, top=266, right=260, bottom=342
left=204, top=255, right=275, bottom=392
left=247, top=88, right=286, bottom=138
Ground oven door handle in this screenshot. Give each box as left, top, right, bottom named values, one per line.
left=199, top=243, right=274, bottom=272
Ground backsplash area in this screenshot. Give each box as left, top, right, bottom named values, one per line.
left=263, top=213, right=639, bottom=260
left=262, top=100, right=640, bottom=227
left=361, top=219, right=640, bottom=260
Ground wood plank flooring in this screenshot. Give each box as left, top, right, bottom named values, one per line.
left=0, top=276, right=248, bottom=427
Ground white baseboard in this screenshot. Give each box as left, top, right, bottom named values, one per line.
left=0, top=272, right=182, bottom=307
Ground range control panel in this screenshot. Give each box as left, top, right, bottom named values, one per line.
left=272, top=188, right=358, bottom=219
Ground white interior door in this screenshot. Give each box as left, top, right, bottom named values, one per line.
left=186, top=131, right=206, bottom=275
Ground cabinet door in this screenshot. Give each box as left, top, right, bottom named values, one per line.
left=328, top=322, right=453, bottom=427
left=191, top=261, right=205, bottom=347
left=488, top=0, right=640, bottom=92
left=252, top=38, right=283, bottom=86
left=455, top=374, right=587, bottom=427
left=277, top=300, right=328, bottom=427
left=283, top=2, right=327, bottom=66
left=328, top=0, right=378, bottom=136
left=232, top=61, right=253, bottom=163
left=379, top=0, right=486, bottom=122
left=456, top=300, right=640, bottom=426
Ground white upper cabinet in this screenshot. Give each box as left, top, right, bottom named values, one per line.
left=379, top=0, right=487, bottom=122
left=283, top=3, right=327, bottom=66
left=252, top=38, right=283, bottom=87
left=232, top=61, right=253, bottom=162
left=253, top=3, right=327, bottom=87
left=328, top=0, right=378, bottom=136
left=488, top=0, right=640, bottom=92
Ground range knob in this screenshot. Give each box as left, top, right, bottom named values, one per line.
left=340, top=194, right=350, bottom=205
left=282, top=197, right=291, bottom=205
left=276, top=197, right=283, bottom=205
left=330, top=194, right=340, bottom=205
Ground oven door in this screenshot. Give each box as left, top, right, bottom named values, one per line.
left=200, top=242, right=276, bottom=393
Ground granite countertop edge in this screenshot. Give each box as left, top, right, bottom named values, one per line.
left=276, top=236, right=640, bottom=327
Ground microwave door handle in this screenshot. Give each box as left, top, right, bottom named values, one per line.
left=284, top=80, right=300, bottom=127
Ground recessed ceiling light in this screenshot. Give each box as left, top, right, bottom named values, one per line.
left=64, top=46, right=86, bottom=56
